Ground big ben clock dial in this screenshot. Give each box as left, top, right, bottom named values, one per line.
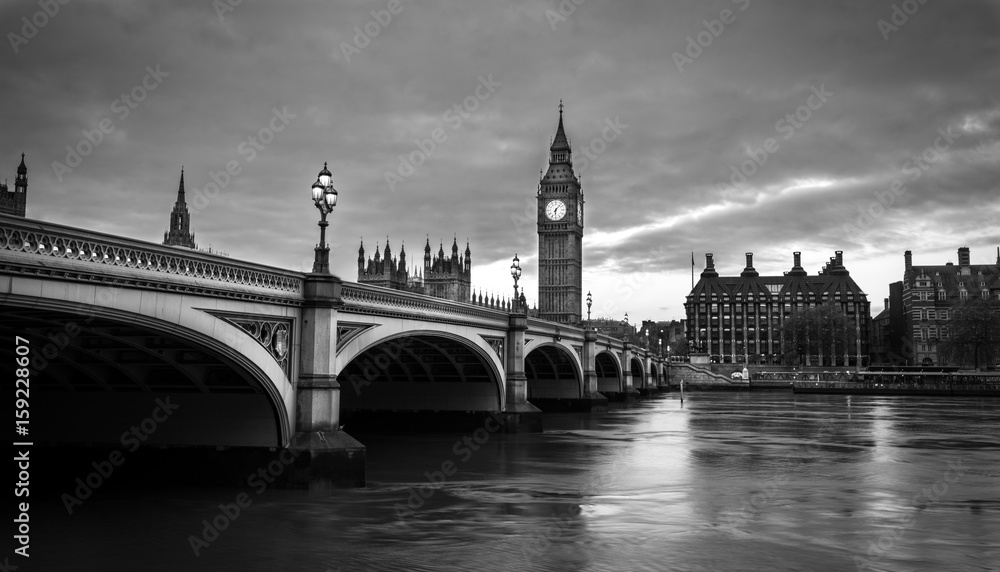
left=545, top=199, right=567, bottom=221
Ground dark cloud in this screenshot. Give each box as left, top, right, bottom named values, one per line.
left=1, top=0, right=998, bottom=320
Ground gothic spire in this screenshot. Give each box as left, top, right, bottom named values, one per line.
left=163, top=166, right=196, bottom=249
left=175, top=167, right=186, bottom=206
left=550, top=99, right=570, bottom=153
left=542, top=101, right=576, bottom=183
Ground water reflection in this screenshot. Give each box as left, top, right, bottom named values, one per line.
left=31, top=393, right=1000, bottom=571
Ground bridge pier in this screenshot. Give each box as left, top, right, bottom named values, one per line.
left=622, top=342, right=641, bottom=401
left=578, top=329, right=610, bottom=410
left=289, top=273, right=365, bottom=488
left=504, top=313, right=543, bottom=431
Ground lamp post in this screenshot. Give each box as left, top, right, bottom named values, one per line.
left=510, top=254, right=521, bottom=312
left=586, top=290, right=592, bottom=322
left=667, top=344, right=671, bottom=386
left=622, top=312, right=629, bottom=341
left=309, top=162, right=339, bottom=274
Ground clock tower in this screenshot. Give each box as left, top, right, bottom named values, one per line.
left=537, top=102, right=583, bottom=324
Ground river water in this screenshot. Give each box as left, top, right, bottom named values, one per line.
left=31, top=393, right=1000, bottom=571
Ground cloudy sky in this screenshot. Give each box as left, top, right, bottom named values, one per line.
left=2, top=0, right=998, bottom=322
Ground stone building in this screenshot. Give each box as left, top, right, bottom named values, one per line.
left=162, top=169, right=197, bottom=249
left=0, top=154, right=28, bottom=217
left=357, top=237, right=471, bottom=303
left=684, top=251, right=871, bottom=365
left=891, top=247, right=1000, bottom=366
left=536, top=103, right=584, bottom=325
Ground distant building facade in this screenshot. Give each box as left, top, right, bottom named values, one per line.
left=588, top=317, right=634, bottom=340
left=357, top=237, right=471, bottom=303
left=870, top=281, right=906, bottom=365
left=0, top=154, right=28, bottom=217
left=892, top=247, right=1000, bottom=366
left=163, top=169, right=197, bottom=249
left=684, top=251, right=871, bottom=365
left=640, top=319, right=687, bottom=357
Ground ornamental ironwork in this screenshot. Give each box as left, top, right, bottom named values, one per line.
left=207, top=312, right=292, bottom=376
left=336, top=322, right=378, bottom=353
left=480, top=335, right=505, bottom=363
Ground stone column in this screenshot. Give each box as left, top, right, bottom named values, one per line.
left=503, top=312, right=542, bottom=431
left=622, top=341, right=640, bottom=400
left=581, top=329, right=608, bottom=409
left=289, top=273, right=365, bottom=488
left=643, top=354, right=658, bottom=394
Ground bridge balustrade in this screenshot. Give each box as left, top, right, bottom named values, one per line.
left=0, top=214, right=303, bottom=294
left=340, top=282, right=511, bottom=326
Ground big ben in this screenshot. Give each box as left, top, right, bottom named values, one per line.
left=537, top=102, right=583, bottom=324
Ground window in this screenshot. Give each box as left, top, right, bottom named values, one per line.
left=912, top=310, right=922, bottom=321
left=960, top=291, right=969, bottom=299
left=927, top=310, right=936, bottom=320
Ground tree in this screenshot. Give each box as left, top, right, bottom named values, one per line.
left=779, top=302, right=858, bottom=366
left=938, top=297, right=1000, bottom=370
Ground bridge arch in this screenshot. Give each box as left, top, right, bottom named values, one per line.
left=337, top=327, right=505, bottom=415
left=1, top=289, right=293, bottom=448
left=630, top=357, right=646, bottom=389
left=595, top=349, right=622, bottom=395
left=524, top=341, right=584, bottom=407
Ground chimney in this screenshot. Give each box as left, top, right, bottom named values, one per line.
left=884, top=297, right=889, bottom=310
left=958, top=246, right=970, bottom=267
left=835, top=250, right=843, bottom=268
left=741, top=252, right=758, bottom=277
left=904, top=250, right=912, bottom=272
left=701, top=253, right=718, bottom=278
left=788, top=251, right=807, bottom=276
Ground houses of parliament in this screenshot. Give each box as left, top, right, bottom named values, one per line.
left=356, top=237, right=473, bottom=303
left=0, top=154, right=28, bottom=217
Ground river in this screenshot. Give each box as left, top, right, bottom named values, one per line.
left=30, top=392, right=1000, bottom=571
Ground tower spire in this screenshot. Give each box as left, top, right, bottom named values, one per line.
left=176, top=167, right=186, bottom=204
left=163, top=167, right=197, bottom=249
left=550, top=100, right=570, bottom=155
left=1, top=153, right=27, bottom=217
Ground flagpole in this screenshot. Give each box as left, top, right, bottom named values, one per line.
left=691, top=251, right=694, bottom=290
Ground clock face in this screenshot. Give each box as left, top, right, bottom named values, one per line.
left=545, top=199, right=567, bottom=221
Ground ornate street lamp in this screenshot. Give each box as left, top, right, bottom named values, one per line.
left=309, top=162, right=338, bottom=274
left=586, top=290, right=592, bottom=322
left=510, top=254, right=522, bottom=312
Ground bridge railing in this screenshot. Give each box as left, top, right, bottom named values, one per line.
left=341, top=281, right=511, bottom=326
left=0, top=214, right=304, bottom=295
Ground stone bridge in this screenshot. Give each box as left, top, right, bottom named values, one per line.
left=0, top=214, right=667, bottom=486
